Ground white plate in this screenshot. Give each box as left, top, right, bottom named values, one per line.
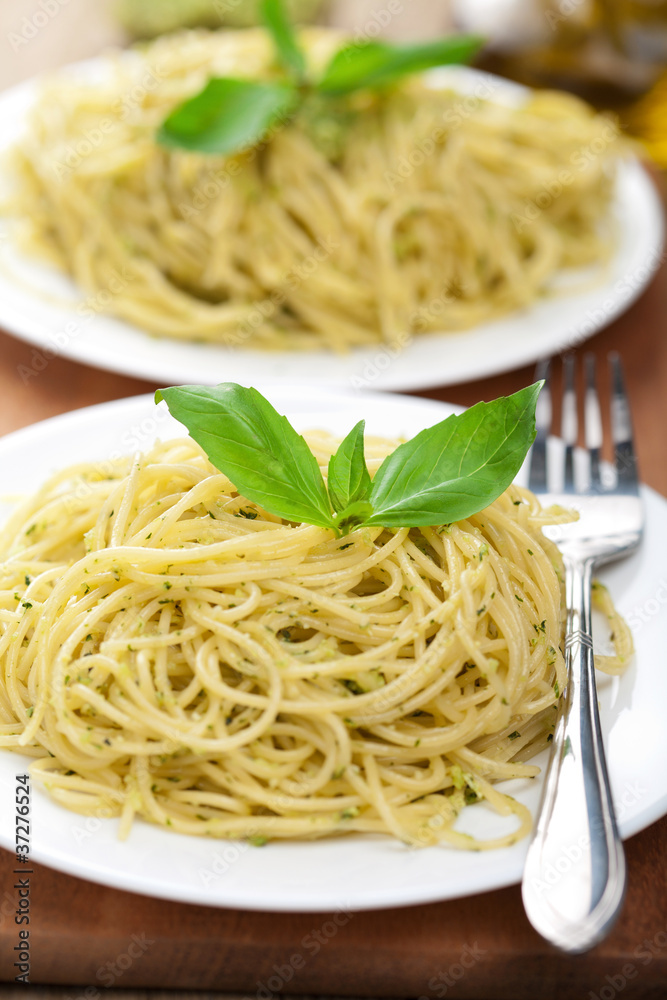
left=0, top=63, right=662, bottom=390
left=0, top=386, right=665, bottom=912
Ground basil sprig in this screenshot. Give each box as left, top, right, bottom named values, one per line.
left=155, top=381, right=542, bottom=536
left=157, top=0, right=483, bottom=156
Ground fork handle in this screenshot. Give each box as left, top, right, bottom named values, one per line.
left=521, top=555, right=626, bottom=954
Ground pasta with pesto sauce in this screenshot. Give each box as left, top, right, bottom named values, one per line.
left=7, top=28, right=621, bottom=352
left=0, top=432, right=632, bottom=848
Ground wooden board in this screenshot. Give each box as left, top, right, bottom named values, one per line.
left=0, top=816, right=666, bottom=997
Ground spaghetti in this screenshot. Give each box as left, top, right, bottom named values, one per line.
left=8, top=29, right=622, bottom=351
left=0, top=432, right=632, bottom=846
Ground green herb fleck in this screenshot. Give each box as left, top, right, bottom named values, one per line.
left=237, top=508, right=259, bottom=519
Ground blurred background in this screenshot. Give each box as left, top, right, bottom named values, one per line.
left=0, top=0, right=666, bottom=166
left=0, top=0, right=453, bottom=90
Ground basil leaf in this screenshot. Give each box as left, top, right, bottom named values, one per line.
left=335, top=501, right=375, bottom=536
left=157, top=78, right=297, bottom=155
left=155, top=384, right=335, bottom=529
left=327, top=420, right=372, bottom=515
left=364, top=382, right=543, bottom=527
left=318, top=36, right=484, bottom=95
left=261, top=0, right=307, bottom=81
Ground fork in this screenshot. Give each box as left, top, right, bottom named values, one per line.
left=521, top=352, right=643, bottom=954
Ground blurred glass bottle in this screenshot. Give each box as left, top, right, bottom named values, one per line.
left=453, top=0, right=667, bottom=103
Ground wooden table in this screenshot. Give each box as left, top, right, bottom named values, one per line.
left=0, top=4, right=666, bottom=999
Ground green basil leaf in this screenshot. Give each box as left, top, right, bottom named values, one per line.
left=327, top=420, right=372, bottom=515
left=157, top=78, right=297, bottom=155
left=364, top=382, right=543, bottom=527
left=334, top=501, right=375, bottom=536
left=318, top=35, right=484, bottom=96
left=155, top=384, right=335, bottom=529
left=261, top=0, right=307, bottom=81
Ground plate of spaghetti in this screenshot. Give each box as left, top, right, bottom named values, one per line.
left=0, top=384, right=665, bottom=911
left=0, top=29, right=662, bottom=389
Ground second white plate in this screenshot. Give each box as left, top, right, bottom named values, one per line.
left=0, top=65, right=662, bottom=389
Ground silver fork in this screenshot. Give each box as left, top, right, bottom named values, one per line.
left=521, top=352, right=643, bottom=954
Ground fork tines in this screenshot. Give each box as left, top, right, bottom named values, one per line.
left=610, top=353, right=639, bottom=491
left=529, top=352, right=639, bottom=497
